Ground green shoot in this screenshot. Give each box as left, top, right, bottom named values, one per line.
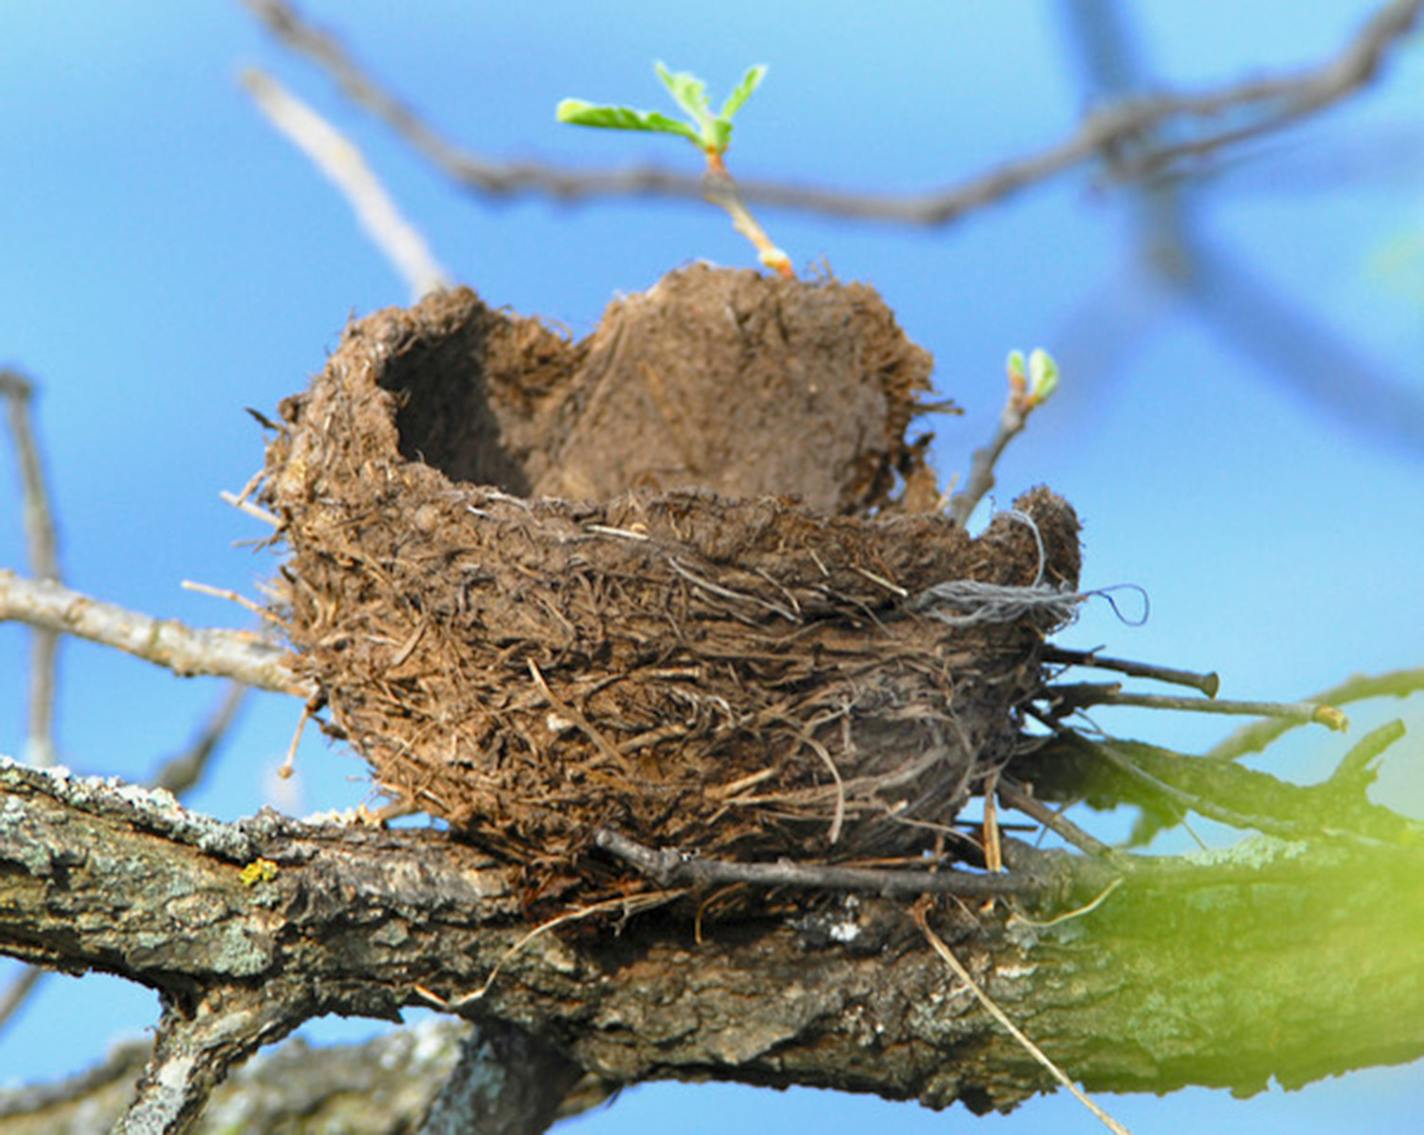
left=557, top=63, right=792, bottom=277
left=1007, top=348, right=1060, bottom=411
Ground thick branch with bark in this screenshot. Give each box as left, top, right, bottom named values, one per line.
left=3, top=758, right=1421, bottom=1132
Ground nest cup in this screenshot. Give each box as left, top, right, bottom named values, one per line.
left=260, top=266, right=1082, bottom=879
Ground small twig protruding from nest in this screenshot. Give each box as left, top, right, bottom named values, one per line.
left=219, top=489, right=280, bottom=528
left=182, top=579, right=277, bottom=621
left=1049, top=684, right=1347, bottom=730
left=1043, top=646, right=1220, bottom=697
left=997, top=780, right=1118, bottom=859
left=593, top=828, right=1052, bottom=898
left=277, top=700, right=316, bottom=781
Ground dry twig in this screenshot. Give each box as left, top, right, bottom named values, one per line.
left=0, top=963, right=44, bottom=1035
left=1052, top=684, right=1347, bottom=730
left=594, top=827, right=1051, bottom=899
left=997, top=780, right=1117, bottom=859
left=1043, top=646, right=1219, bottom=697
left=0, top=570, right=307, bottom=696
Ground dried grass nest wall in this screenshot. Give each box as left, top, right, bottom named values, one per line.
left=260, top=265, right=1082, bottom=880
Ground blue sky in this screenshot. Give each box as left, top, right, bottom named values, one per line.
left=1, top=2, right=1421, bottom=1130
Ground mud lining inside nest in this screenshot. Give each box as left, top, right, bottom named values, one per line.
left=260, top=266, right=1082, bottom=885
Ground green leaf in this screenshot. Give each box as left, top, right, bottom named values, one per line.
left=720, top=64, right=767, bottom=120
left=1028, top=348, right=1060, bottom=402
left=1006, top=349, right=1026, bottom=380
left=655, top=62, right=715, bottom=134
left=555, top=99, right=702, bottom=146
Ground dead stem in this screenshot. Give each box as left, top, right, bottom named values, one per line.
left=1065, top=688, right=1347, bottom=730
left=1043, top=646, right=1219, bottom=697
left=998, top=780, right=1117, bottom=859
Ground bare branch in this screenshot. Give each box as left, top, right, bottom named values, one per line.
left=0, top=570, right=307, bottom=696
left=0, top=1020, right=584, bottom=1133
left=1, top=369, right=63, bottom=767
left=0, top=681, right=252, bottom=1049
left=0, top=1038, right=151, bottom=1126
left=239, top=68, right=450, bottom=300
left=151, top=681, right=250, bottom=796
left=1121, top=0, right=1424, bottom=183
left=0, top=1018, right=606, bottom=1134
left=0, top=962, right=44, bottom=1034
left=242, top=0, right=1422, bottom=225
left=1062, top=688, right=1347, bottom=730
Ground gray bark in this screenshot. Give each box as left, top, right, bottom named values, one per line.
left=2, top=758, right=1422, bottom=1132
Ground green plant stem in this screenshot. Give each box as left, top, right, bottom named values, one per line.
left=704, top=151, right=793, bottom=277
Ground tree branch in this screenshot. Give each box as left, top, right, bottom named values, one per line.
left=239, top=68, right=450, bottom=300
left=418, top=1020, right=582, bottom=1135
left=3, top=757, right=1422, bottom=1129
left=115, top=982, right=304, bottom=1135
left=241, top=0, right=1422, bottom=224
left=0, top=571, right=306, bottom=696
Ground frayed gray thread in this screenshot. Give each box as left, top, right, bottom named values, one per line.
left=914, top=579, right=1084, bottom=627
left=913, top=508, right=1083, bottom=627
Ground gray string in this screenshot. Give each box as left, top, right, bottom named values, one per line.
left=912, top=509, right=1080, bottom=627
left=913, top=578, right=1084, bottom=627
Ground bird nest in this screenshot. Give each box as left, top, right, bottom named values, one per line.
left=259, top=265, right=1082, bottom=884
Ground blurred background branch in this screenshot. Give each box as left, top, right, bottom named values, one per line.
left=1, top=371, right=62, bottom=768
left=242, top=0, right=1423, bottom=223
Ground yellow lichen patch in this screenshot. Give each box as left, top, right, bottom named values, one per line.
left=240, top=858, right=280, bottom=887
